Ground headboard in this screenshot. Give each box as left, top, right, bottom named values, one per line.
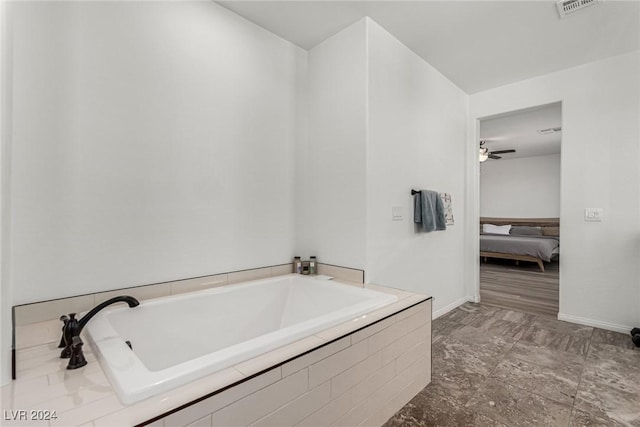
left=480, top=217, right=560, bottom=237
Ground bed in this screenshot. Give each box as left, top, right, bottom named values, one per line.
left=480, top=217, right=559, bottom=272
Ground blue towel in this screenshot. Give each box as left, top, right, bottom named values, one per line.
left=414, top=190, right=446, bottom=232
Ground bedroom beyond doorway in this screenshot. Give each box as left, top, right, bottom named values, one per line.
left=478, top=102, right=561, bottom=317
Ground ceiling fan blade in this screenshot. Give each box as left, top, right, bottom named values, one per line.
left=488, top=154, right=502, bottom=159
left=489, top=149, right=516, bottom=155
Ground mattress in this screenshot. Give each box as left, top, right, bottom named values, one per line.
left=480, top=234, right=560, bottom=262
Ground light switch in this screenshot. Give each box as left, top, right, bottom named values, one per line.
left=392, top=206, right=403, bottom=221
left=584, top=208, right=603, bottom=222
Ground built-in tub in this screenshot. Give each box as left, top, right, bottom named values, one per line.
left=84, top=274, right=397, bottom=404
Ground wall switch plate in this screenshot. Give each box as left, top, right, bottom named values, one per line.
left=392, top=206, right=403, bottom=221
left=584, top=208, right=603, bottom=222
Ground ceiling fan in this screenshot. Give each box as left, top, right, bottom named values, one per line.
left=479, top=140, right=516, bottom=162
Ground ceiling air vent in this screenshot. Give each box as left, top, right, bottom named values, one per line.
left=557, top=0, right=599, bottom=18
left=537, top=127, right=562, bottom=135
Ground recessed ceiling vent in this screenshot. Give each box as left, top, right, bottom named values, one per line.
left=557, top=0, right=599, bottom=18
left=537, top=127, right=562, bottom=135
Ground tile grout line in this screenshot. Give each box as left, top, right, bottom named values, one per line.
left=477, top=318, right=535, bottom=423
left=566, top=327, right=595, bottom=427
left=456, top=312, right=534, bottom=427
left=484, top=314, right=537, bottom=380
left=474, top=314, right=581, bottom=427
left=488, top=316, right=594, bottom=413
left=389, top=302, right=640, bottom=427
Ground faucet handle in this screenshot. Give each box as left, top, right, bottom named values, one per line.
left=58, top=315, right=69, bottom=349
left=67, top=336, right=87, bottom=370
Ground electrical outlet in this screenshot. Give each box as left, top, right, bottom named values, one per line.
left=392, top=206, right=403, bottom=221
left=584, top=208, right=603, bottom=222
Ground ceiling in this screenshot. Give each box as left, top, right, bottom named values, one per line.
left=479, top=102, right=562, bottom=160
left=217, top=1, right=640, bottom=94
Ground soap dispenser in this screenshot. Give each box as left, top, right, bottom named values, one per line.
left=309, top=256, right=317, bottom=275
left=293, top=256, right=302, bottom=274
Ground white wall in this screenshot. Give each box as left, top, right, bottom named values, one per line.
left=303, top=19, right=368, bottom=269
left=301, top=19, right=470, bottom=315
left=9, top=1, right=306, bottom=304
left=365, top=21, right=469, bottom=314
left=470, top=51, right=640, bottom=331
left=480, top=154, right=561, bottom=218
left=1, top=0, right=14, bottom=386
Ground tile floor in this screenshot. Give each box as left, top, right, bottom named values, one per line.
left=383, top=302, right=640, bottom=427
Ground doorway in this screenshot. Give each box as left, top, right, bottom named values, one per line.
left=477, top=102, right=561, bottom=317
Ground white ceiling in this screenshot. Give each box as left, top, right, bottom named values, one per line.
left=217, top=1, right=640, bottom=94
left=479, top=102, right=562, bottom=160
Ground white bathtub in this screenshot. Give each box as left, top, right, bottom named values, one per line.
left=84, top=274, right=397, bottom=404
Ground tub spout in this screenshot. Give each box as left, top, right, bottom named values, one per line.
left=59, top=296, right=139, bottom=369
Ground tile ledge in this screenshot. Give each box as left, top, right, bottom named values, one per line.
left=365, top=283, right=425, bottom=300
left=7, top=285, right=431, bottom=427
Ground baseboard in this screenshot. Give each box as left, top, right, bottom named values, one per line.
left=433, top=295, right=474, bottom=320
left=558, top=313, right=632, bottom=334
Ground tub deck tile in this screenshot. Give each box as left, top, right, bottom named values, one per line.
left=50, top=395, right=125, bottom=427
left=94, top=367, right=252, bottom=427
left=249, top=381, right=331, bottom=427
left=4, top=282, right=431, bottom=427
left=308, top=339, right=369, bottom=389
left=315, top=314, right=380, bottom=342
left=296, top=361, right=396, bottom=427
left=366, top=294, right=429, bottom=322
left=170, top=274, right=228, bottom=295
left=210, top=369, right=308, bottom=427
left=282, top=336, right=351, bottom=378
left=15, top=319, right=64, bottom=350
left=227, top=268, right=272, bottom=285
left=365, top=284, right=415, bottom=301
left=235, top=336, right=326, bottom=377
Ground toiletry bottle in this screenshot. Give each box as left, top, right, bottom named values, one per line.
left=310, top=256, right=317, bottom=275
left=302, top=261, right=310, bottom=275
left=294, top=256, right=302, bottom=274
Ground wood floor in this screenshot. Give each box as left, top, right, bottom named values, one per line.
left=480, top=257, right=559, bottom=318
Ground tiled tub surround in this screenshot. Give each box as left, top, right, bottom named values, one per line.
left=2, top=282, right=431, bottom=426
left=85, top=275, right=397, bottom=404
left=13, top=263, right=363, bottom=351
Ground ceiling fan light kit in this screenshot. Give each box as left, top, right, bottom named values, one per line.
left=479, top=147, right=489, bottom=162
left=479, top=140, right=516, bottom=162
